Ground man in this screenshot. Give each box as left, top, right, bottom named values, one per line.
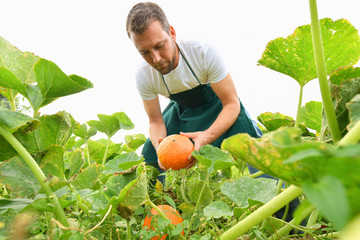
left=126, top=2, right=262, bottom=172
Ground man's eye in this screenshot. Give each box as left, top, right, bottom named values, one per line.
left=155, top=44, right=164, bottom=50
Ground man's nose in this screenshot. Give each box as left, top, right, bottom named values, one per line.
left=151, top=50, right=161, bottom=64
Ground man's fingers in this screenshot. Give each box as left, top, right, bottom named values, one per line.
left=158, top=159, right=167, bottom=171
left=185, top=155, right=197, bottom=169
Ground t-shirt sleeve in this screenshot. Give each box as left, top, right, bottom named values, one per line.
left=204, top=43, right=229, bottom=84
left=135, top=67, right=158, bottom=101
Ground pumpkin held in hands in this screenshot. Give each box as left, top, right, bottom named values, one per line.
left=157, top=134, right=194, bottom=170
left=143, top=205, right=184, bottom=240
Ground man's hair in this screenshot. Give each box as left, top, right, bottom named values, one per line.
left=126, top=2, right=170, bottom=38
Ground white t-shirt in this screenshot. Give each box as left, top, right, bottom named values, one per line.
left=135, top=40, right=229, bottom=100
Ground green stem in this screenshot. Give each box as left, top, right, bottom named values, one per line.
left=249, top=170, right=264, bottom=178
left=127, top=219, right=131, bottom=240
left=295, top=85, right=304, bottom=128
left=0, top=124, right=69, bottom=227
left=186, top=172, right=210, bottom=238
left=85, top=140, right=91, bottom=166
left=306, top=209, right=319, bottom=228
left=180, top=176, right=189, bottom=203
left=102, top=137, right=111, bottom=165
left=271, top=204, right=315, bottom=239
left=337, top=120, right=360, bottom=146
left=309, top=0, right=341, bottom=144
left=220, top=185, right=302, bottom=240
left=147, top=199, right=186, bottom=240
left=10, top=98, right=16, bottom=111
left=276, top=179, right=284, bottom=194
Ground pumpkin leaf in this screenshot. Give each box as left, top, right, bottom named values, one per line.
left=14, top=112, right=75, bottom=154
left=102, top=152, right=144, bottom=175
left=34, top=59, right=93, bottom=109
left=347, top=94, right=360, bottom=131
left=300, top=101, right=322, bottom=133
left=302, top=175, right=350, bottom=230
left=258, top=18, right=360, bottom=87
left=220, top=177, right=277, bottom=208
left=192, top=145, right=235, bottom=174
left=0, top=156, right=40, bottom=198
left=203, top=201, right=233, bottom=219
left=87, top=112, right=134, bottom=139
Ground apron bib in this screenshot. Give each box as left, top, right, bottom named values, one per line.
left=141, top=45, right=262, bottom=168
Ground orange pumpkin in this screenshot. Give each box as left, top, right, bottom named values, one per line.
left=143, top=205, right=184, bottom=240
left=157, top=134, right=194, bottom=170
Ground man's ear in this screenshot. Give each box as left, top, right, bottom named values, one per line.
left=169, top=25, right=176, bottom=41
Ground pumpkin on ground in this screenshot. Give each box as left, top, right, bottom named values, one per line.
left=157, top=134, right=194, bottom=170
left=143, top=205, right=184, bottom=240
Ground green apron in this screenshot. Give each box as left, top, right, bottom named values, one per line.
left=141, top=46, right=262, bottom=170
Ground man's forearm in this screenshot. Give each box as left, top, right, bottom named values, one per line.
left=149, top=122, right=167, bottom=151
left=204, top=101, right=240, bottom=144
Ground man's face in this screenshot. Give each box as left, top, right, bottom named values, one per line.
left=130, top=20, right=178, bottom=75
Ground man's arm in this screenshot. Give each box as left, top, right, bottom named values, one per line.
left=181, top=73, right=240, bottom=150
left=143, top=96, right=167, bottom=150
left=143, top=96, right=168, bottom=169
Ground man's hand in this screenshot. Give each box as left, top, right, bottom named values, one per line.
left=180, top=131, right=212, bottom=151
left=156, top=137, right=168, bottom=171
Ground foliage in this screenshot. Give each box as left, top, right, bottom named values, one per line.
left=1, top=1, right=360, bottom=239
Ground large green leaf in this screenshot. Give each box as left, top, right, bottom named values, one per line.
left=0, top=156, right=40, bottom=198
left=86, top=139, right=122, bottom=164
left=321, top=67, right=360, bottom=141
left=257, top=112, right=294, bottom=131
left=222, top=128, right=360, bottom=228
left=105, top=172, right=137, bottom=199
left=347, top=94, right=360, bottom=131
left=0, top=36, right=38, bottom=104
left=220, top=177, right=278, bottom=208
left=102, top=152, right=144, bottom=174
left=302, top=175, right=350, bottom=230
left=87, top=112, right=134, bottom=139
left=71, top=163, right=102, bottom=191
left=40, top=145, right=66, bottom=180
left=0, top=136, right=18, bottom=162
left=67, top=149, right=85, bottom=180
left=300, top=101, right=322, bottom=132
left=191, top=145, right=235, bottom=174
left=0, top=107, right=39, bottom=133
left=33, top=59, right=93, bottom=109
left=203, top=201, right=233, bottom=219
left=221, top=128, right=334, bottom=185
left=258, top=18, right=360, bottom=86
left=112, top=167, right=148, bottom=217
left=73, top=123, right=97, bottom=140
left=14, top=112, right=74, bottom=153
left=0, top=68, right=28, bottom=97
left=0, top=36, right=39, bottom=84
left=0, top=198, right=33, bottom=214
left=121, top=133, right=147, bottom=152
left=188, top=180, right=213, bottom=207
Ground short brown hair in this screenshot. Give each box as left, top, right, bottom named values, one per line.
left=126, top=2, right=170, bottom=38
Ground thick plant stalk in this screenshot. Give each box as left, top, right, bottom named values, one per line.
left=337, top=120, right=360, bottom=146
left=309, top=0, right=341, bottom=144
left=220, top=185, right=302, bottom=240
left=0, top=124, right=69, bottom=227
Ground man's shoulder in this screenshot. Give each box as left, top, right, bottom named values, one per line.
left=178, top=39, right=210, bottom=54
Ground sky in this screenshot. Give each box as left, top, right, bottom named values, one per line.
left=1, top=0, right=360, bottom=143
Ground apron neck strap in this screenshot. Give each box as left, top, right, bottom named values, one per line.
left=162, top=44, right=201, bottom=95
